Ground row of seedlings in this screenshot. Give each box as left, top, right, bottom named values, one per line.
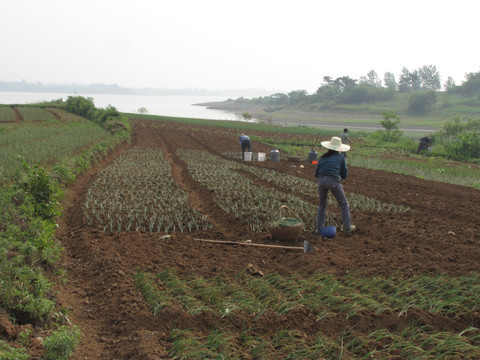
left=85, top=147, right=213, bottom=232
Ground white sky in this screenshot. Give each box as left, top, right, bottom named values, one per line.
left=1, top=0, right=479, bottom=94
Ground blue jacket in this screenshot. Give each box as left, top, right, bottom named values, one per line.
left=314, top=153, right=348, bottom=180
left=239, top=134, right=250, bottom=145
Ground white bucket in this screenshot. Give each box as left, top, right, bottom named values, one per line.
left=244, top=152, right=252, bottom=161
left=257, top=152, right=266, bottom=161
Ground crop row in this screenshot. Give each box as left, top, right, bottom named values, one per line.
left=0, top=122, right=111, bottom=184
left=228, top=155, right=411, bottom=214
left=84, top=147, right=213, bottom=232
left=84, top=147, right=410, bottom=234
left=0, top=106, right=16, bottom=122
left=135, top=268, right=480, bottom=359
left=178, top=150, right=321, bottom=231
left=15, top=107, right=55, bottom=122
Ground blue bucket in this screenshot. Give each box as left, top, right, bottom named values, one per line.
left=320, top=226, right=336, bottom=239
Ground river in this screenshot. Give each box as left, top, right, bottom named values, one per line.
left=0, top=91, right=252, bottom=122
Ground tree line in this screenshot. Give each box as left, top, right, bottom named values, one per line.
left=250, top=67, right=480, bottom=115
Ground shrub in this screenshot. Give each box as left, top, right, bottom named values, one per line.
left=380, top=111, right=402, bottom=141
left=445, top=129, right=480, bottom=160
left=408, top=91, right=437, bottom=114
left=18, top=160, right=60, bottom=220
left=43, top=325, right=81, bottom=360
left=65, top=96, right=96, bottom=119
left=95, top=105, right=120, bottom=125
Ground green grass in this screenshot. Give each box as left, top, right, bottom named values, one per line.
left=0, top=103, right=131, bottom=359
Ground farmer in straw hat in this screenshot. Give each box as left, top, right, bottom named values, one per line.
left=314, top=136, right=356, bottom=233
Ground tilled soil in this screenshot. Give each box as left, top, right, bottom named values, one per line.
left=55, top=119, right=480, bottom=359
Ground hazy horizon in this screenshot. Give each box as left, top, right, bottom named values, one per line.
left=1, top=0, right=479, bottom=94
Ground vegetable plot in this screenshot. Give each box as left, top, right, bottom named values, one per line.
left=178, top=149, right=320, bottom=231
left=15, top=107, right=55, bottom=122
left=85, top=147, right=410, bottom=234
left=85, top=147, right=213, bottom=232
left=0, top=106, right=16, bottom=122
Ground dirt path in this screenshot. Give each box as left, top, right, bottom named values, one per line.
left=56, top=119, right=480, bottom=359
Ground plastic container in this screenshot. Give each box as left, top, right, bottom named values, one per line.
left=308, top=150, right=318, bottom=162
left=257, top=152, right=266, bottom=161
left=320, top=226, right=336, bottom=239
left=244, top=152, right=252, bottom=161
left=270, top=148, right=280, bottom=162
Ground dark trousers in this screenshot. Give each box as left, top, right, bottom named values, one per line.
left=241, top=140, right=252, bottom=160
left=417, top=141, right=428, bottom=154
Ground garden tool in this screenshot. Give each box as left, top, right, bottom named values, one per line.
left=194, top=238, right=314, bottom=253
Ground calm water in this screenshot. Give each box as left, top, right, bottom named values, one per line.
left=0, top=91, right=253, bottom=122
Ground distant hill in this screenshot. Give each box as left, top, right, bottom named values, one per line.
left=0, top=81, right=274, bottom=98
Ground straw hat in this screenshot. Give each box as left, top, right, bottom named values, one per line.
left=321, top=136, right=350, bottom=152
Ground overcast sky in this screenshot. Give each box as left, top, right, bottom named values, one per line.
left=1, top=0, right=479, bottom=94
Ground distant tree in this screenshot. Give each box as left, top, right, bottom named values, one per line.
left=242, top=112, right=252, bottom=120
left=419, top=65, right=441, bottom=90
left=137, top=107, right=148, bottom=114
left=288, top=90, right=307, bottom=105
left=443, top=76, right=456, bottom=91
left=322, top=76, right=334, bottom=86
left=359, top=70, right=382, bottom=87
left=398, top=67, right=412, bottom=92
left=460, top=71, right=480, bottom=96
left=269, top=93, right=289, bottom=105
left=384, top=72, right=397, bottom=90
left=334, top=76, right=358, bottom=90
left=410, top=70, right=422, bottom=91
left=380, top=110, right=402, bottom=141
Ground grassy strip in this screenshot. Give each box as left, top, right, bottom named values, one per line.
left=0, top=110, right=130, bottom=358
left=350, top=155, right=480, bottom=189
left=127, top=113, right=342, bottom=137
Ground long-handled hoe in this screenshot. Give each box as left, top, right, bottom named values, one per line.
left=194, top=238, right=314, bottom=253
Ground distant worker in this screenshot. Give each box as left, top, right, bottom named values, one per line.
left=417, top=135, right=430, bottom=154
left=239, top=133, right=252, bottom=160
left=315, top=136, right=356, bottom=234
left=339, top=128, right=353, bottom=157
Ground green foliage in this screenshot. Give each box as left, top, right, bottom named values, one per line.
left=380, top=110, right=402, bottom=141
left=43, top=325, right=81, bottom=360
left=340, top=85, right=395, bottom=104
left=65, top=95, right=96, bottom=119
left=17, top=160, right=60, bottom=220
left=408, top=91, right=437, bottom=114
left=242, top=112, right=252, bottom=120
left=0, top=340, right=29, bottom=360
left=460, top=71, right=480, bottom=96
left=445, top=129, right=480, bottom=160
left=51, top=165, right=76, bottom=185
left=435, top=117, right=480, bottom=160
left=96, top=105, right=120, bottom=125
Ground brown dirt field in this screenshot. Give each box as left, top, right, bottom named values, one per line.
left=55, top=119, right=480, bottom=359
